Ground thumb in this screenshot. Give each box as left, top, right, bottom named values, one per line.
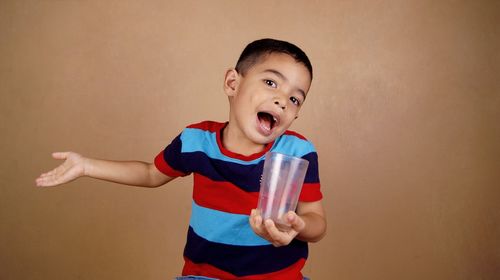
left=287, top=212, right=305, bottom=232
left=52, top=152, right=69, bottom=160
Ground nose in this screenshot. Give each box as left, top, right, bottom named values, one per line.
left=274, top=100, right=286, bottom=110
left=273, top=94, right=287, bottom=110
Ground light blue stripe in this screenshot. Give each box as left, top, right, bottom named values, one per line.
left=180, top=128, right=316, bottom=164
left=271, top=134, right=317, bottom=157
left=189, top=201, right=270, bottom=246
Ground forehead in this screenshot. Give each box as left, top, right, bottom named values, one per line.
left=252, top=53, right=309, bottom=74
left=248, top=53, right=312, bottom=90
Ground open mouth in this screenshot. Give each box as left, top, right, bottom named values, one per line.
left=257, top=112, right=278, bottom=132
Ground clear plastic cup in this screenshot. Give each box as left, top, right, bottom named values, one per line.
left=257, top=152, right=309, bottom=229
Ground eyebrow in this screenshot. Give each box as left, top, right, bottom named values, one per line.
left=263, top=69, right=307, bottom=100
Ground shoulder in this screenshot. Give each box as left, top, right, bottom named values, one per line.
left=178, top=121, right=222, bottom=148
left=186, top=120, right=226, bottom=132
left=273, top=129, right=317, bottom=157
left=283, top=129, right=308, bottom=141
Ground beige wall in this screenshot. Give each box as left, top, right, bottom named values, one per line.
left=1, top=0, right=498, bottom=279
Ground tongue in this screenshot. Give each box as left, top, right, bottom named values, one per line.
left=258, top=113, right=273, bottom=131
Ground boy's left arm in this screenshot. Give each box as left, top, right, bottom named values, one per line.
left=295, top=200, right=327, bottom=242
left=249, top=200, right=326, bottom=247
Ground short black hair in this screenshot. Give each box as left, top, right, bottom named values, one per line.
left=235, top=38, right=313, bottom=80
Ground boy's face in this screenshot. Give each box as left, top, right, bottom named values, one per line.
left=225, top=53, right=312, bottom=146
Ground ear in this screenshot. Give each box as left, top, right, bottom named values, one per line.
left=223, top=68, right=239, bottom=97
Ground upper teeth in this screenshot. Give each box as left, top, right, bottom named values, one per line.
left=273, top=117, right=277, bottom=123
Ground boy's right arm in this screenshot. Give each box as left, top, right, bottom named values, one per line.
left=35, top=152, right=173, bottom=188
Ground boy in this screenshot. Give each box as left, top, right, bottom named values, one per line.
left=36, top=38, right=326, bottom=279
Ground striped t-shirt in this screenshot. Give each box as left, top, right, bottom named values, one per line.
left=154, top=121, right=322, bottom=279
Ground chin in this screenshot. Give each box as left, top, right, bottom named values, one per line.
left=245, top=124, right=285, bottom=145
left=253, top=133, right=279, bottom=145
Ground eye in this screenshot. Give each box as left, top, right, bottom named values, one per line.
left=264, top=79, right=277, bottom=88
left=290, top=96, right=301, bottom=106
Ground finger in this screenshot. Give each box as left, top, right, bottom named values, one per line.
left=36, top=178, right=54, bottom=187
left=36, top=169, right=58, bottom=182
left=36, top=176, right=56, bottom=187
left=42, top=168, right=59, bottom=177
left=287, top=212, right=305, bottom=232
left=250, top=209, right=257, bottom=218
left=36, top=171, right=56, bottom=186
left=249, top=209, right=257, bottom=227
left=39, top=164, right=64, bottom=177
left=252, top=215, right=274, bottom=242
left=39, top=171, right=68, bottom=187
left=38, top=159, right=70, bottom=180
left=264, top=219, right=288, bottom=246
left=35, top=177, right=44, bottom=187
left=249, top=210, right=264, bottom=233
left=36, top=165, right=73, bottom=187
left=253, top=208, right=261, bottom=217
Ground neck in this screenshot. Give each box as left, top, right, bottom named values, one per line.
left=222, top=122, right=266, bottom=156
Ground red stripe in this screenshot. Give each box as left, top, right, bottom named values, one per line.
left=299, top=183, right=323, bottom=202
left=215, top=125, right=274, bottom=161
left=182, top=257, right=305, bottom=280
left=187, top=121, right=274, bottom=161
left=216, top=134, right=273, bottom=161
left=284, top=130, right=307, bottom=140
left=154, top=150, right=188, bottom=178
left=187, top=120, right=225, bottom=132
left=193, top=175, right=322, bottom=214
left=193, top=174, right=259, bottom=215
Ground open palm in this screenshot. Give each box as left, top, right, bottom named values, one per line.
left=36, top=152, right=86, bottom=187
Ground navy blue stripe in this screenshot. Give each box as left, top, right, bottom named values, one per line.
left=166, top=151, right=320, bottom=192
left=183, top=226, right=308, bottom=277
left=163, top=134, right=191, bottom=175
left=302, top=152, right=320, bottom=183
left=162, top=135, right=320, bottom=189
left=183, top=152, right=264, bottom=191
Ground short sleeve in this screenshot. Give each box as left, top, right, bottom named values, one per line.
left=154, top=133, right=191, bottom=178
left=298, top=152, right=323, bottom=202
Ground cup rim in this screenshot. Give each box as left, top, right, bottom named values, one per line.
left=266, top=151, right=309, bottom=164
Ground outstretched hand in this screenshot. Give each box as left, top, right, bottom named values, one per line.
left=35, top=152, right=86, bottom=187
left=249, top=209, right=306, bottom=247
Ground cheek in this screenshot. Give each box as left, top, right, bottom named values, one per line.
left=287, top=110, right=301, bottom=123
left=281, top=114, right=297, bottom=128
left=288, top=107, right=300, bottom=118
left=234, top=99, right=255, bottom=117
